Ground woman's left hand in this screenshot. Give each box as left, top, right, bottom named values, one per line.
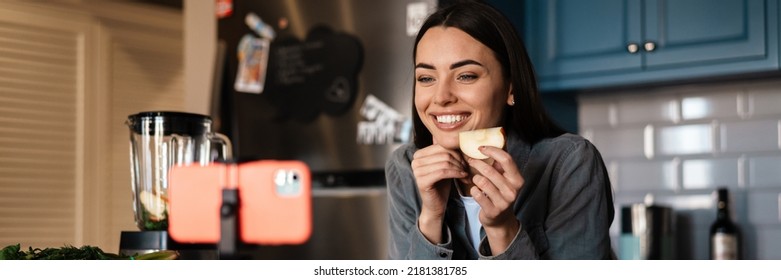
left=466, top=145, right=524, bottom=254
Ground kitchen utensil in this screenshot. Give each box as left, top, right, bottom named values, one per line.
left=619, top=202, right=676, bottom=259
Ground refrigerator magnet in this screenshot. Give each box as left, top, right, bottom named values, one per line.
left=234, top=34, right=270, bottom=94
left=357, top=94, right=411, bottom=145
left=216, top=0, right=233, bottom=19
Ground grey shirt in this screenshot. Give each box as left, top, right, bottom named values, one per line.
left=385, top=132, right=615, bottom=260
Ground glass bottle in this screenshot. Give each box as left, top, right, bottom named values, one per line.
left=709, top=187, right=740, bottom=260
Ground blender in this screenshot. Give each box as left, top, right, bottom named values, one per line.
left=119, top=111, right=232, bottom=258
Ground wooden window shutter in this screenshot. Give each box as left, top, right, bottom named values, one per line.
left=0, top=11, right=81, bottom=249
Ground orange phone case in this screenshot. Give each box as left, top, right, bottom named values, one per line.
left=168, top=163, right=226, bottom=243
left=238, top=160, right=312, bottom=245
left=167, top=160, right=312, bottom=245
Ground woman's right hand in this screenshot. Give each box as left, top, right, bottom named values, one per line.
left=410, top=144, right=467, bottom=243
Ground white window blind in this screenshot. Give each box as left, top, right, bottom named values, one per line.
left=0, top=19, right=79, bottom=249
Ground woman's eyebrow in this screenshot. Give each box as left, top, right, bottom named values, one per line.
left=450, top=59, right=482, bottom=69
left=415, top=62, right=435, bottom=70
left=415, top=60, right=483, bottom=70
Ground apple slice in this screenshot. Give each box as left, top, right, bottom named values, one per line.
left=459, top=127, right=505, bottom=160
left=139, top=190, right=168, bottom=221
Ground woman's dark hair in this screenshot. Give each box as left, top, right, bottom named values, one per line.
left=412, top=1, right=566, bottom=148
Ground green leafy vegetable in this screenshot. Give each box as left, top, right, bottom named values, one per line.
left=0, top=244, right=178, bottom=260
left=141, top=207, right=168, bottom=231
left=0, top=244, right=24, bottom=260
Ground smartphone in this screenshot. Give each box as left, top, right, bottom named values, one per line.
left=238, top=160, right=312, bottom=245
left=167, top=160, right=312, bottom=245
left=167, top=163, right=226, bottom=244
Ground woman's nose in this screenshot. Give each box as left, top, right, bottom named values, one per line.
left=433, top=81, right=456, bottom=105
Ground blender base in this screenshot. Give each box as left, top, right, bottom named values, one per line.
left=119, top=230, right=217, bottom=260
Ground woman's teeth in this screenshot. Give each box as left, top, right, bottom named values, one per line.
left=436, top=115, right=465, bottom=124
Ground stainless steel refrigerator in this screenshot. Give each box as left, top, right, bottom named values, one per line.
left=215, top=0, right=439, bottom=259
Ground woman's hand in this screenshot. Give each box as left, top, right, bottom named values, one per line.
left=466, top=145, right=525, bottom=254
left=411, top=144, right=467, bottom=244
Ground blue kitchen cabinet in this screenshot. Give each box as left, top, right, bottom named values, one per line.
left=524, top=0, right=779, bottom=92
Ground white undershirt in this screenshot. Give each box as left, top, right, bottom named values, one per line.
left=458, top=191, right=483, bottom=252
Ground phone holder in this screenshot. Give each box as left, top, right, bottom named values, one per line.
left=166, top=160, right=313, bottom=260
left=219, top=188, right=240, bottom=259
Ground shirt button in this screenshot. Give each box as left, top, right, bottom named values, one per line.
left=439, top=252, right=448, bottom=258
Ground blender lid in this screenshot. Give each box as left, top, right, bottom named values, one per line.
left=127, top=111, right=213, bottom=135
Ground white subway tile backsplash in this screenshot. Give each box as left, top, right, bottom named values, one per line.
left=657, top=124, right=714, bottom=156
left=589, top=127, right=646, bottom=158
left=756, top=227, right=781, bottom=260
left=747, top=85, right=781, bottom=117
left=580, top=129, right=594, bottom=143
left=687, top=228, right=711, bottom=260
left=720, top=120, right=780, bottom=153
left=681, top=91, right=740, bottom=120
left=579, top=98, right=615, bottom=127
left=653, top=193, right=714, bottom=211
left=580, top=78, right=781, bottom=259
left=747, top=191, right=781, bottom=226
left=616, top=95, right=678, bottom=125
left=607, top=160, right=618, bottom=193
left=616, top=160, right=677, bottom=192
left=682, top=158, right=739, bottom=190
left=749, top=156, right=781, bottom=188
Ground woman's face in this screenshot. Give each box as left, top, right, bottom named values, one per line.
left=415, top=26, right=512, bottom=150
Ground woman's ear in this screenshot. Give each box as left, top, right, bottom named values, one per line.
left=506, top=84, right=515, bottom=106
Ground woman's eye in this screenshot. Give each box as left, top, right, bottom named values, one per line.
left=417, top=76, right=434, bottom=83
left=457, top=73, right=478, bottom=82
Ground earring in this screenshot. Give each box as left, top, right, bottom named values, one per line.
left=510, top=100, right=515, bottom=106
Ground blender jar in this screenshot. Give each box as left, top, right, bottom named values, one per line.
left=127, top=111, right=232, bottom=231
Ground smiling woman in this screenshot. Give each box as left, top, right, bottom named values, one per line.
left=385, top=0, right=616, bottom=260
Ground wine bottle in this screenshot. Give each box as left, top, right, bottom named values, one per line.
left=709, top=187, right=740, bottom=260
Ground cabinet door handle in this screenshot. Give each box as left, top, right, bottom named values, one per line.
left=644, top=41, right=656, bottom=52
left=627, top=43, right=639, bottom=54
